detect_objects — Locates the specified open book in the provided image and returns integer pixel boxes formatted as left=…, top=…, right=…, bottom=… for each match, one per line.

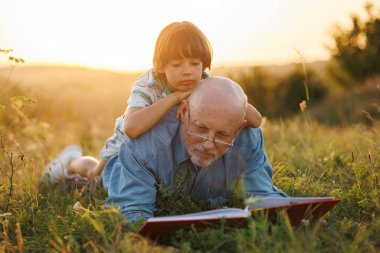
left=139, top=197, right=341, bottom=238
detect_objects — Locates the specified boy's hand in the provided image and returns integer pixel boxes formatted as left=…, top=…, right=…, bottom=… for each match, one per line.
left=245, top=103, right=263, bottom=128
left=174, top=89, right=194, bottom=118
left=176, top=106, right=182, bottom=118
left=175, top=89, right=194, bottom=103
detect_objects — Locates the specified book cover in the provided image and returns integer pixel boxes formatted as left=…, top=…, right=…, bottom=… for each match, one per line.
left=139, top=197, right=341, bottom=239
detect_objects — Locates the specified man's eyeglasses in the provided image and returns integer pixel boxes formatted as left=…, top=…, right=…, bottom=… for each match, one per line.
left=186, top=105, right=236, bottom=148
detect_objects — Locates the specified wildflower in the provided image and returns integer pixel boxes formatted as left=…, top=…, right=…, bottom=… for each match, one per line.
left=301, top=219, right=310, bottom=227
left=73, top=201, right=82, bottom=211
left=299, top=100, right=307, bottom=112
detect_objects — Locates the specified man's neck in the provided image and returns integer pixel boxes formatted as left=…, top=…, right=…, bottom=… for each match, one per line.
left=194, top=164, right=202, bottom=171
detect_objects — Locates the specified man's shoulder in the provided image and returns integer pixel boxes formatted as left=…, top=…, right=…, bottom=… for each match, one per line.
left=126, top=106, right=180, bottom=155
left=150, top=106, right=180, bottom=139
left=233, top=127, right=263, bottom=149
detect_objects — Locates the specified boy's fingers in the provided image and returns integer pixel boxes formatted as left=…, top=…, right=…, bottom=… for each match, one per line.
left=176, top=99, right=188, bottom=118
left=181, top=88, right=195, bottom=99
left=176, top=106, right=181, bottom=118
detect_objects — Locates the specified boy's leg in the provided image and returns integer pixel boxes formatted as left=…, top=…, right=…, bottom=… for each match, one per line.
left=86, top=159, right=108, bottom=180
left=68, top=156, right=99, bottom=180
left=43, top=145, right=83, bottom=184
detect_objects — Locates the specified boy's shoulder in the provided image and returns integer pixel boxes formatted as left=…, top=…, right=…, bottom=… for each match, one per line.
left=133, top=69, right=160, bottom=89
left=134, top=69, right=156, bottom=86
left=130, top=68, right=169, bottom=98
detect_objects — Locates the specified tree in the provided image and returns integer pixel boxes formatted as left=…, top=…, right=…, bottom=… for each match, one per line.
left=329, top=2, right=380, bottom=86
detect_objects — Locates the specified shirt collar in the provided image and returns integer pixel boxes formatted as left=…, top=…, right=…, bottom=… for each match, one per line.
left=157, top=78, right=171, bottom=96
left=162, top=84, right=170, bottom=96
left=175, top=124, right=190, bottom=164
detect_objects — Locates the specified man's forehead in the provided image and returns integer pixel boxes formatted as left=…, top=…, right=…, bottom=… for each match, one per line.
left=189, top=105, right=240, bottom=133
left=189, top=83, right=245, bottom=113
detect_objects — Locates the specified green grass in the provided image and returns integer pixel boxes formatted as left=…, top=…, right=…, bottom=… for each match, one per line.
left=1, top=75, right=379, bottom=252
left=2, top=119, right=379, bottom=252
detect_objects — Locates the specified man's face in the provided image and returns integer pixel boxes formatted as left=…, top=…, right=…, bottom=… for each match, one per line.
left=182, top=103, right=242, bottom=169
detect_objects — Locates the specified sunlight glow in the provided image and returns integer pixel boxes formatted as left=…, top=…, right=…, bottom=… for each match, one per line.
left=0, top=0, right=374, bottom=71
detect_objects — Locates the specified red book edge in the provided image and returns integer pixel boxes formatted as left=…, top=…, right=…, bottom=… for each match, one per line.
left=139, top=198, right=341, bottom=239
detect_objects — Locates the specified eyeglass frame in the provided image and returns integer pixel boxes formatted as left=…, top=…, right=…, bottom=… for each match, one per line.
left=185, top=103, right=237, bottom=148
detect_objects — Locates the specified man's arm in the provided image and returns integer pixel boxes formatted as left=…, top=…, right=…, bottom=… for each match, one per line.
left=105, top=141, right=157, bottom=222
left=241, top=128, right=288, bottom=198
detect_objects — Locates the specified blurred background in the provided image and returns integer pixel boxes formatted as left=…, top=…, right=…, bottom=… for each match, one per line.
left=0, top=0, right=379, bottom=155
left=1, top=0, right=377, bottom=70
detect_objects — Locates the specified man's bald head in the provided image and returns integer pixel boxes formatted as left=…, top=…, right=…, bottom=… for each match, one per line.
left=180, top=76, right=248, bottom=169
left=188, top=76, right=247, bottom=126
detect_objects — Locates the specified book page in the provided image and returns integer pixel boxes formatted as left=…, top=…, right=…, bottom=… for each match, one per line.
left=147, top=208, right=250, bottom=222
left=246, top=196, right=337, bottom=209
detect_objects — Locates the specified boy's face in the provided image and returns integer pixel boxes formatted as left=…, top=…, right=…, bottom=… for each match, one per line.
left=160, top=58, right=203, bottom=92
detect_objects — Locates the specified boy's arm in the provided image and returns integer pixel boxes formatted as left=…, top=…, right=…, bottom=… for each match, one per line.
left=124, top=90, right=192, bottom=138
left=246, top=103, right=263, bottom=128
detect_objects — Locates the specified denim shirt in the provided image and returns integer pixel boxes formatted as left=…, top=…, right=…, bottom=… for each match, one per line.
left=102, top=106, right=288, bottom=222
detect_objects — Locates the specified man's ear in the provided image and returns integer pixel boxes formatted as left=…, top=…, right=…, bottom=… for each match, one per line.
left=178, top=100, right=188, bottom=121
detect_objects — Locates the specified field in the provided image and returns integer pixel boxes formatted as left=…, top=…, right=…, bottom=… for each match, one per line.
left=0, top=65, right=379, bottom=252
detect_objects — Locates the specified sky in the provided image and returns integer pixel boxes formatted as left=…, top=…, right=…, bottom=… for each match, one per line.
left=0, top=0, right=375, bottom=72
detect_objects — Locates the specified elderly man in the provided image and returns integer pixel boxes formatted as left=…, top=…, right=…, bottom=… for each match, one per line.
left=102, top=76, right=287, bottom=221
